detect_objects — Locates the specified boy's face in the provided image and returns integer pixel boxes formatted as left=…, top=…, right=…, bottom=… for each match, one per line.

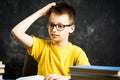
left=48, top=13, right=75, bottom=42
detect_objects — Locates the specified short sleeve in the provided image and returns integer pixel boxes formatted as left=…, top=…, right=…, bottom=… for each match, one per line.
left=27, top=36, right=45, bottom=62
left=73, top=46, right=90, bottom=66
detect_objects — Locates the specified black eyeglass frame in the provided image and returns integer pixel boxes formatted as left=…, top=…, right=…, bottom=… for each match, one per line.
left=48, top=23, right=73, bottom=31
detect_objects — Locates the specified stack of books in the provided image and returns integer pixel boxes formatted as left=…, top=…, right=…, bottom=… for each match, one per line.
left=69, top=65, right=120, bottom=80
left=0, top=61, right=5, bottom=79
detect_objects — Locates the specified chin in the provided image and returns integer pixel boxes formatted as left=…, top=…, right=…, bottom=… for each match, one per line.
left=52, top=39, right=59, bottom=41
left=51, top=38, right=60, bottom=42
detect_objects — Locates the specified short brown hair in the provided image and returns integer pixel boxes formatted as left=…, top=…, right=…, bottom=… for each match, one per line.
left=47, top=3, right=76, bottom=24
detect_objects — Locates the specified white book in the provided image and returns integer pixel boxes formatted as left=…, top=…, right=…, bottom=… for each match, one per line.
left=0, top=69, right=5, bottom=74
left=0, top=75, right=3, bottom=79
left=16, top=75, right=44, bottom=80
left=0, top=61, right=2, bottom=64
left=0, top=64, right=5, bottom=69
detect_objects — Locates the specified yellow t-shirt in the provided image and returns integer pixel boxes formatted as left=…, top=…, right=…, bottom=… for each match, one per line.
left=28, top=36, right=90, bottom=76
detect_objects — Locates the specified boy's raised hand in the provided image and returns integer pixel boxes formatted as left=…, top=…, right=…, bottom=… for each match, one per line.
left=11, top=2, right=56, bottom=48
left=41, top=2, right=56, bottom=16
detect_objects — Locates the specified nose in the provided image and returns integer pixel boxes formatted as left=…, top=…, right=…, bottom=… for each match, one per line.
left=52, top=26, right=57, bottom=31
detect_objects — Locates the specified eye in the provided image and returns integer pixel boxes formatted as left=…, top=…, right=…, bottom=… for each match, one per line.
left=58, top=24, right=64, bottom=28
left=50, top=24, right=55, bottom=27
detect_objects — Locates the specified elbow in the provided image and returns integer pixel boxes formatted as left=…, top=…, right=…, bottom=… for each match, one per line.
left=11, top=28, right=19, bottom=38
left=11, top=28, right=16, bottom=37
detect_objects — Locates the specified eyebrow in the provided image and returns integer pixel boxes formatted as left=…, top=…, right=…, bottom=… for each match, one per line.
left=48, top=22, right=64, bottom=25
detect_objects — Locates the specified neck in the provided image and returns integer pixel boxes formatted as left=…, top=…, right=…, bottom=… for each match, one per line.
left=52, top=41, right=68, bottom=47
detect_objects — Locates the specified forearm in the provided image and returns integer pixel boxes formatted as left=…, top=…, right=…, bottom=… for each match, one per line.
left=11, top=9, right=44, bottom=47
left=11, top=2, right=56, bottom=47
left=11, top=9, right=44, bottom=34
left=11, top=2, right=56, bottom=34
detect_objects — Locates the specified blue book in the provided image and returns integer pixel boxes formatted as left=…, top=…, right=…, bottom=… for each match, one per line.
left=69, top=65, right=120, bottom=77
left=70, top=73, right=120, bottom=80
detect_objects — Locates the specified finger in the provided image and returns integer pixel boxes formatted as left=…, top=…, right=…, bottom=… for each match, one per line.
left=45, top=2, right=56, bottom=11
left=41, top=2, right=56, bottom=16
left=44, top=74, right=59, bottom=80
left=48, top=2, right=56, bottom=7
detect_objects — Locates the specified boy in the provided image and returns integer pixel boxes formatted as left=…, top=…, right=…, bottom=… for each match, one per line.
left=11, top=2, right=90, bottom=80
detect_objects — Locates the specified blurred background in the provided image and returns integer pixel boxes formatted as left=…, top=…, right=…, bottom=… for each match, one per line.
left=0, top=0, right=120, bottom=79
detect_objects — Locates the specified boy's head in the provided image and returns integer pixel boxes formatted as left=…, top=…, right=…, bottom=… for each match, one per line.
left=47, top=3, right=76, bottom=24
left=47, top=3, right=75, bottom=42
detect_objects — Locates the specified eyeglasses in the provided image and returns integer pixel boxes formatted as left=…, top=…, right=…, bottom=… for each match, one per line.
left=48, top=23, right=73, bottom=31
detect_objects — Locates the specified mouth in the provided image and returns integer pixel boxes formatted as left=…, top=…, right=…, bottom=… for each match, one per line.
left=51, top=34, right=59, bottom=38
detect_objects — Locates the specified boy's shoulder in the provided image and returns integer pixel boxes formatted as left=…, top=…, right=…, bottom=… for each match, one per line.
left=70, top=43, right=83, bottom=51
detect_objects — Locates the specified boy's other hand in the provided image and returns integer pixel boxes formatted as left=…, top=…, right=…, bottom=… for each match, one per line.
left=44, top=74, right=70, bottom=80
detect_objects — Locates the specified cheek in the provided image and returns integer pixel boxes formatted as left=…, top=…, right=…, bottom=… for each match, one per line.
left=60, top=30, right=69, bottom=37
left=64, top=28, right=72, bottom=34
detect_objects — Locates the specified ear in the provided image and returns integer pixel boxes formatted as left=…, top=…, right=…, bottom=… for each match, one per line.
left=69, top=25, right=75, bottom=33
